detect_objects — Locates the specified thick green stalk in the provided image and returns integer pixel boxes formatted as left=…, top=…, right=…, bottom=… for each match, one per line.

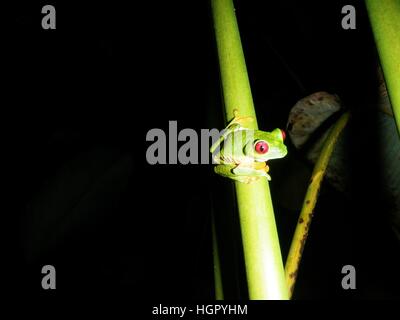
left=365, top=0, right=400, bottom=133
left=211, top=0, right=288, bottom=299
left=212, top=214, right=224, bottom=300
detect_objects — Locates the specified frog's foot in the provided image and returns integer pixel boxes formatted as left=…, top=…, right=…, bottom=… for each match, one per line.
left=236, top=176, right=261, bottom=184
left=251, top=162, right=271, bottom=180
left=214, top=164, right=263, bottom=183
left=232, top=162, right=272, bottom=182
left=227, top=109, right=255, bottom=128
left=253, top=161, right=269, bottom=172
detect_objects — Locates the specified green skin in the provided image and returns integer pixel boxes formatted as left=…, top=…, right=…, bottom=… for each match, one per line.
left=210, top=113, right=287, bottom=183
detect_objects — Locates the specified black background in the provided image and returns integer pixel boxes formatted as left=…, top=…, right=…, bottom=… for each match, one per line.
left=5, top=0, right=400, bottom=305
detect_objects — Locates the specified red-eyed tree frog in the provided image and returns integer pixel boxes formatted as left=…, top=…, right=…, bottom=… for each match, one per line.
left=210, top=110, right=287, bottom=183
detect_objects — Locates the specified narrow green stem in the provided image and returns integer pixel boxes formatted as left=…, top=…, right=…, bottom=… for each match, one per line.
left=285, top=112, right=350, bottom=298
left=211, top=0, right=288, bottom=299
left=365, top=0, right=400, bottom=133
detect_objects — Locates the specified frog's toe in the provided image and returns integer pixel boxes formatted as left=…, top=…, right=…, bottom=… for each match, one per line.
left=262, top=171, right=272, bottom=181
left=236, top=176, right=259, bottom=184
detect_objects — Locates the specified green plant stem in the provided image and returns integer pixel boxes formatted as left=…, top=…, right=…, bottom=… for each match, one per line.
left=212, top=214, right=224, bottom=300
left=211, top=0, right=288, bottom=299
left=365, top=0, right=400, bottom=134
left=285, top=112, right=350, bottom=298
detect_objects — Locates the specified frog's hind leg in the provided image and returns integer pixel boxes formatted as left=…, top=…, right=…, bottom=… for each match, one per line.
left=210, top=116, right=248, bottom=155
left=210, top=109, right=255, bottom=155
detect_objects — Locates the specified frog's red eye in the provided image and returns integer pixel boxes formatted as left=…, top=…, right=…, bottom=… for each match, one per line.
left=281, top=129, right=286, bottom=141
left=255, top=141, right=269, bottom=154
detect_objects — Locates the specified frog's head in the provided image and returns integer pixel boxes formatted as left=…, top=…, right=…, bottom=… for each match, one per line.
left=244, top=128, right=287, bottom=162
